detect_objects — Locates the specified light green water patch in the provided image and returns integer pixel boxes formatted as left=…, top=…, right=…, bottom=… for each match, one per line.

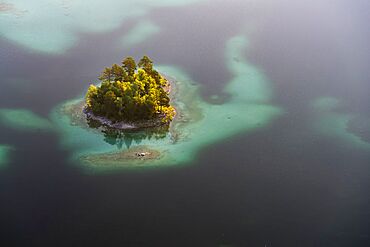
left=311, top=97, right=341, bottom=112
left=225, top=36, right=273, bottom=103
left=347, top=115, right=370, bottom=143
left=0, top=109, right=53, bottom=131
left=311, top=97, right=370, bottom=150
left=0, top=0, right=207, bottom=54
left=120, top=20, right=161, bottom=47
left=0, top=145, right=12, bottom=169
left=50, top=34, right=282, bottom=173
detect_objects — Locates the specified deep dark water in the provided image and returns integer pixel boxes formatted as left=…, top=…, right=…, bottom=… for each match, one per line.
left=1, top=0, right=370, bottom=246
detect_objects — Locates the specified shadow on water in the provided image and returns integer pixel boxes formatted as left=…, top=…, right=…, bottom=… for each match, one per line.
left=86, top=117, right=169, bottom=149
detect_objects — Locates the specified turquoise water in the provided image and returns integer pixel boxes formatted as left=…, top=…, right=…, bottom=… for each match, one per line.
left=51, top=34, right=282, bottom=172
left=120, top=20, right=161, bottom=47
left=1, top=0, right=370, bottom=245
left=0, top=109, right=53, bottom=131
left=0, top=0, right=207, bottom=54
left=311, top=97, right=370, bottom=150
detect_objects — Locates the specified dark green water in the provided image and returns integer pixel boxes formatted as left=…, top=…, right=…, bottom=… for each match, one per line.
left=0, top=0, right=369, bottom=246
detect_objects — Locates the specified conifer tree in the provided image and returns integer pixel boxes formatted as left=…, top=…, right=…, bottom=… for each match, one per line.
left=85, top=56, right=175, bottom=124
left=122, top=57, right=136, bottom=78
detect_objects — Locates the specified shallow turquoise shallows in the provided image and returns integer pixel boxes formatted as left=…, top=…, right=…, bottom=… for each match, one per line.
left=120, top=20, right=161, bottom=47
left=311, top=97, right=370, bottom=150
left=0, top=0, right=208, bottom=54
left=0, top=109, right=53, bottom=131
left=50, top=34, right=283, bottom=173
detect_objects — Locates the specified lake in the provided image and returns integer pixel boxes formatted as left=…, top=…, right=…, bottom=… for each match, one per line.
left=0, top=0, right=369, bottom=246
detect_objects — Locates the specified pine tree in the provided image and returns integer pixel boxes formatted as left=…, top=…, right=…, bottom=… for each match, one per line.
left=122, top=57, right=137, bottom=78
left=85, top=56, right=175, bottom=124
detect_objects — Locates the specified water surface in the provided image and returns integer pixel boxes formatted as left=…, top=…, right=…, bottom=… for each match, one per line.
left=0, top=0, right=369, bottom=246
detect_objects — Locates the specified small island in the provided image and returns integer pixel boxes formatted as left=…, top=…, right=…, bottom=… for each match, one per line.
left=52, top=35, right=283, bottom=171
left=85, top=56, right=175, bottom=130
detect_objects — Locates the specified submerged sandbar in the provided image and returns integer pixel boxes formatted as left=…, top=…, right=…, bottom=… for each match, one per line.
left=80, top=146, right=161, bottom=168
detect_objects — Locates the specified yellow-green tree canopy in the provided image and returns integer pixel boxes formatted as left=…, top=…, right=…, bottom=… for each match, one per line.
left=85, top=56, right=175, bottom=124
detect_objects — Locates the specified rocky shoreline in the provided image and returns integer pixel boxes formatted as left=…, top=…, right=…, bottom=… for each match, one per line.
left=83, top=107, right=167, bottom=130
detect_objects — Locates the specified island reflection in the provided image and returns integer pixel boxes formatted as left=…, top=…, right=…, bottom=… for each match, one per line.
left=87, top=117, right=169, bottom=149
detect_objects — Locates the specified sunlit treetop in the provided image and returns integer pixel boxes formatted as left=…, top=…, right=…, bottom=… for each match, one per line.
left=85, top=56, right=175, bottom=124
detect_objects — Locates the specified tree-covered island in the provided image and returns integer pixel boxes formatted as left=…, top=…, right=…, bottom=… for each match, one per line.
left=85, top=56, right=175, bottom=129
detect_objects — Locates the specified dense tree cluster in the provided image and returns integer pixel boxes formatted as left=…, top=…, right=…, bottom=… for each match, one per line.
left=85, top=56, right=175, bottom=124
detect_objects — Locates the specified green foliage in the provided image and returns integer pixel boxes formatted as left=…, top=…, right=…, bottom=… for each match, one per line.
left=138, top=55, right=153, bottom=73
left=122, top=57, right=137, bottom=78
left=98, top=67, right=113, bottom=82
left=86, top=56, right=175, bottom=124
